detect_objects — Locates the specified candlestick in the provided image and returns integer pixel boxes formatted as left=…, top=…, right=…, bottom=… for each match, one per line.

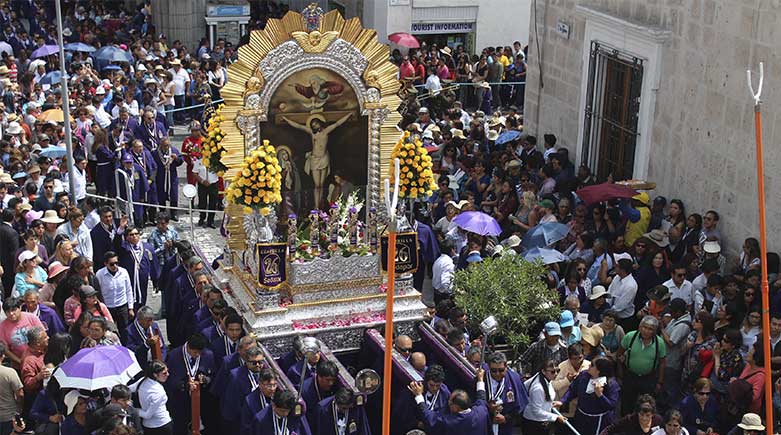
left=329, top=204, right=339, bottom=252
left=368, top=207, right=377, bottom=254
left=348, top=207, right=358, bottom=251
left=309, top=210, right=320, bottom=256
left=287, top=214, right=297, bottom=259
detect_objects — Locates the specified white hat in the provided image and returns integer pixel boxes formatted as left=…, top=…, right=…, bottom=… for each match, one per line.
left=737, top=414, right=765, bottom=432
left=703, top=240, right=721, bottom=254
left=17, top=250, right=37, bottom=263
left=446, top=200, right=464, bottom=210
left=136, top=63, right=148, bottom=71
left=503, top=235, right=521, bottom=248
left=95, top=86, right=106, bottom=95
left=422, top=130, right=434, bottom=140
left=486, top=130, right=499, bottom=141
left=6, top=122, right=22, bottom=135
left=589, top=285, right=608, bottom=300
left=613, top=252, right=632, bottom=262
left=63, top=390, right=87, bottom=415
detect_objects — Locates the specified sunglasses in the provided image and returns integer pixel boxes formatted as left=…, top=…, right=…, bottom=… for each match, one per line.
left=745, top=292, right=755, bottom=297
left=489, top=368, right=505, bottom=373
left=696, top=391, right=711, bottom=396
left=397, top=347, right=412, bottom=353
left=247, top=360, right=263, bottom=366
left=108, top=262, right=118, bottom=266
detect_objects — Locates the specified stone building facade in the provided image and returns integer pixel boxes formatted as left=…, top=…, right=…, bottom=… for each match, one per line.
left=524, top=0, right=781, bottom=256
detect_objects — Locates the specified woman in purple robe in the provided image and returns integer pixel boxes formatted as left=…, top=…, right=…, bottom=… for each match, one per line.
left=561, top=357, right=620, bottom=435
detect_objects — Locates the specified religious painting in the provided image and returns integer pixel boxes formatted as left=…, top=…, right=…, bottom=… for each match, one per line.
left=263, top=68, right=367, bottom=217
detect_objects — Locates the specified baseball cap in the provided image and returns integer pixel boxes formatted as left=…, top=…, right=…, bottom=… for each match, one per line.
left=544, top=322, right=562, bottom=337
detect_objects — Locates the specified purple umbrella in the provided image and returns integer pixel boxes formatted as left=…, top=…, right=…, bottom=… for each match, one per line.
left=53, top=345, right=141, bottom=390
left=32, top=44, right=59, bottom=59
left=452, top=211, right=502, bottom=236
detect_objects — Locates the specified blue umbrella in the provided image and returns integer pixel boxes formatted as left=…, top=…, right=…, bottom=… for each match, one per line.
left=495, top=130, right=522, bottom=145
left=524, top=247, right=567, bottom=265
left=522, top=222, right=570, bottom=249
left=452, top=211, right=502, bottom=236
left=92, top=46, right=133, bottom=63
left=39, top=71, right=63, bottom=85
left=31, top=44, right=59, bottom=59
left=64, top=42, right=96, bottom=53
left=39, top=146, right=67, bottom=159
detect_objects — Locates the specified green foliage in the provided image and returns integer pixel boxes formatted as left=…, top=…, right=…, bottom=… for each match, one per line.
left=453, top=255, right=560, bottom=355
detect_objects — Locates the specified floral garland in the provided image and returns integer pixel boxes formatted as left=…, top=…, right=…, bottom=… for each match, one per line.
left=225, top=139, right=282, bottom=211
left=389, top=131, right=437, bottom=199
left=201, top=104, right=228, bottom=176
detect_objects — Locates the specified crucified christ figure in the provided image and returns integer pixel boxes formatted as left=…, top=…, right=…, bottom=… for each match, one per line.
left=281, top=112, right=353, bottom=210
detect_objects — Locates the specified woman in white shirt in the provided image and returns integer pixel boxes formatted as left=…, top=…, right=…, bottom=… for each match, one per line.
left=522, top=359, right=566, bottom=433
left=134, top=360, right=172, bottom=435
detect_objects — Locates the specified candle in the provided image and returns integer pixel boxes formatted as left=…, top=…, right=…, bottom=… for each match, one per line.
left=287, top=214, right=297, bottom=259
left=348, top=207, right=358, bottom=251
left=329, top=204, right=339, bottom=251
left=309, top=210, right=320, bottom=256
left=368, top=207, right=377, bottom=254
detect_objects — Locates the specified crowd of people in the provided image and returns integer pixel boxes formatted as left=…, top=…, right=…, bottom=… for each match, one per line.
left=382, top=41, right=781, bottom=434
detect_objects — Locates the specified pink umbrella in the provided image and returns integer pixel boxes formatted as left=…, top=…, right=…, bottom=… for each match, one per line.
left=388, top=32, right=420, bottom=49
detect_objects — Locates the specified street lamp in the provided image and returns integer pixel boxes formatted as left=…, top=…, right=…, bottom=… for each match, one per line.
left=182, top=184, right=198, bottom=242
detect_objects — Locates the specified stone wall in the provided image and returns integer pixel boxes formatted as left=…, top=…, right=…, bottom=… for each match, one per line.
left=525, top=0, right=781, bottom=257
left=153, top=0, right=208, bottom=50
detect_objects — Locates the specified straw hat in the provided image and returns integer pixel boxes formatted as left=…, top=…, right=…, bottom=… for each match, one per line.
left=589, top=285, right=608, bottom=300
left=643, top=229, right=670, bottom=248
left=580, top=325, right=604, bottom=348
left=737, top=414, right=765, bottom=432
left=451, top=129, right=466, bottom=140
left=41, top=210, right=65, bottom=224
left=486, top=130, right=499, bottom=141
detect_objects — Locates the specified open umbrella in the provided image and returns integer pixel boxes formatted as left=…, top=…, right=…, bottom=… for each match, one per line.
left=39, top=146, right=67, bottom=159
left=39, top=71, right=63, bottom=85
left=524, top=247, right=567, bottom=265
left=522, top=222, right=570, bottom=249
left=388, top=32, right=420, bottom=48
left=32, top=44, right=59, bottom=59
left=0, top=41, right=12, bottom=56
left=93, top=46, right=133, bottom=63
left=54, top=345, right=141, bottom=391
left=575, top=182, right=638, bottom=206
left=64, top=42, right=95, bottom=53
left=452, top=211, right=502, bottom=236
left=495, top=130, right=522, bottom=145
left=38, top=108, right=72, bottom=123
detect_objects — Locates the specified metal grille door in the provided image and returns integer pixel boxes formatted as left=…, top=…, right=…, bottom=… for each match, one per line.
left=582, top=42, right=644, bottom=181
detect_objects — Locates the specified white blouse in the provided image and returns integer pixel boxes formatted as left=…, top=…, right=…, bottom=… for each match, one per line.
left=523, top=373, right=558, bottom=422
left=136, top=378, right=171, bottom=428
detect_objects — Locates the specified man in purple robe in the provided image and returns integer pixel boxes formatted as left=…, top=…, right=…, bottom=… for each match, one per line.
left=392, top=364, right=450, bottom=435
left=219, top=346, right=266, bottom=432
left=301, top=360, right=338, bottom=433
left=240, top=368, right=277, bottom=433
left=126, top=306, right=167, bottom=370
left=408, top=368, right=489, bottom=435
left=316, top=389, right=371, bottom=435
left=484, top=351, right=527, bottom=435
left=164, top=334, right=216, bottom=435
left=251, top=389, right=312, bottom=435
left=21, top=290, right=64, bottom=334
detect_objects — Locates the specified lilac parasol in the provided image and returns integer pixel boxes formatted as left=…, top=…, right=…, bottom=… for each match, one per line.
left=32, top=44, right=59, bottom=59
left=452, top=211, right=502, bottom=236
left=53, top=345, right=141, bottom=391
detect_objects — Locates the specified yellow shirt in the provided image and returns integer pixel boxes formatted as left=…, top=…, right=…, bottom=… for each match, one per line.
left=625, top=206, right=651, bottom=247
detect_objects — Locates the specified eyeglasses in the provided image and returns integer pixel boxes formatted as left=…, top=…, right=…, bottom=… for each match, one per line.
left=397, top=347, right=412, bottom=353
left=745, top=292, right=755, bottom=297
left=108, top=262, right=118, bottom=266
left=489, top=368, right=505, bottom=373
left=44, top=185, right=53, bottom=189
left=247, top=360, right=263, bottom=366
left=696, top=391, right=711, bottom=396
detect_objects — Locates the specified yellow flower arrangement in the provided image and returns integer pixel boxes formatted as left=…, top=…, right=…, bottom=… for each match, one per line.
left=389, top=131, right=437, bottom=199
left=201, top=104, right=228, bottom=176
left=225, top=139, right=283, bottom=210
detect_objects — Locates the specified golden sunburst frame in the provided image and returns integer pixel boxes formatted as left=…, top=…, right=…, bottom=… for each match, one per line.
left=217, top=4, right=402, bottom=251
